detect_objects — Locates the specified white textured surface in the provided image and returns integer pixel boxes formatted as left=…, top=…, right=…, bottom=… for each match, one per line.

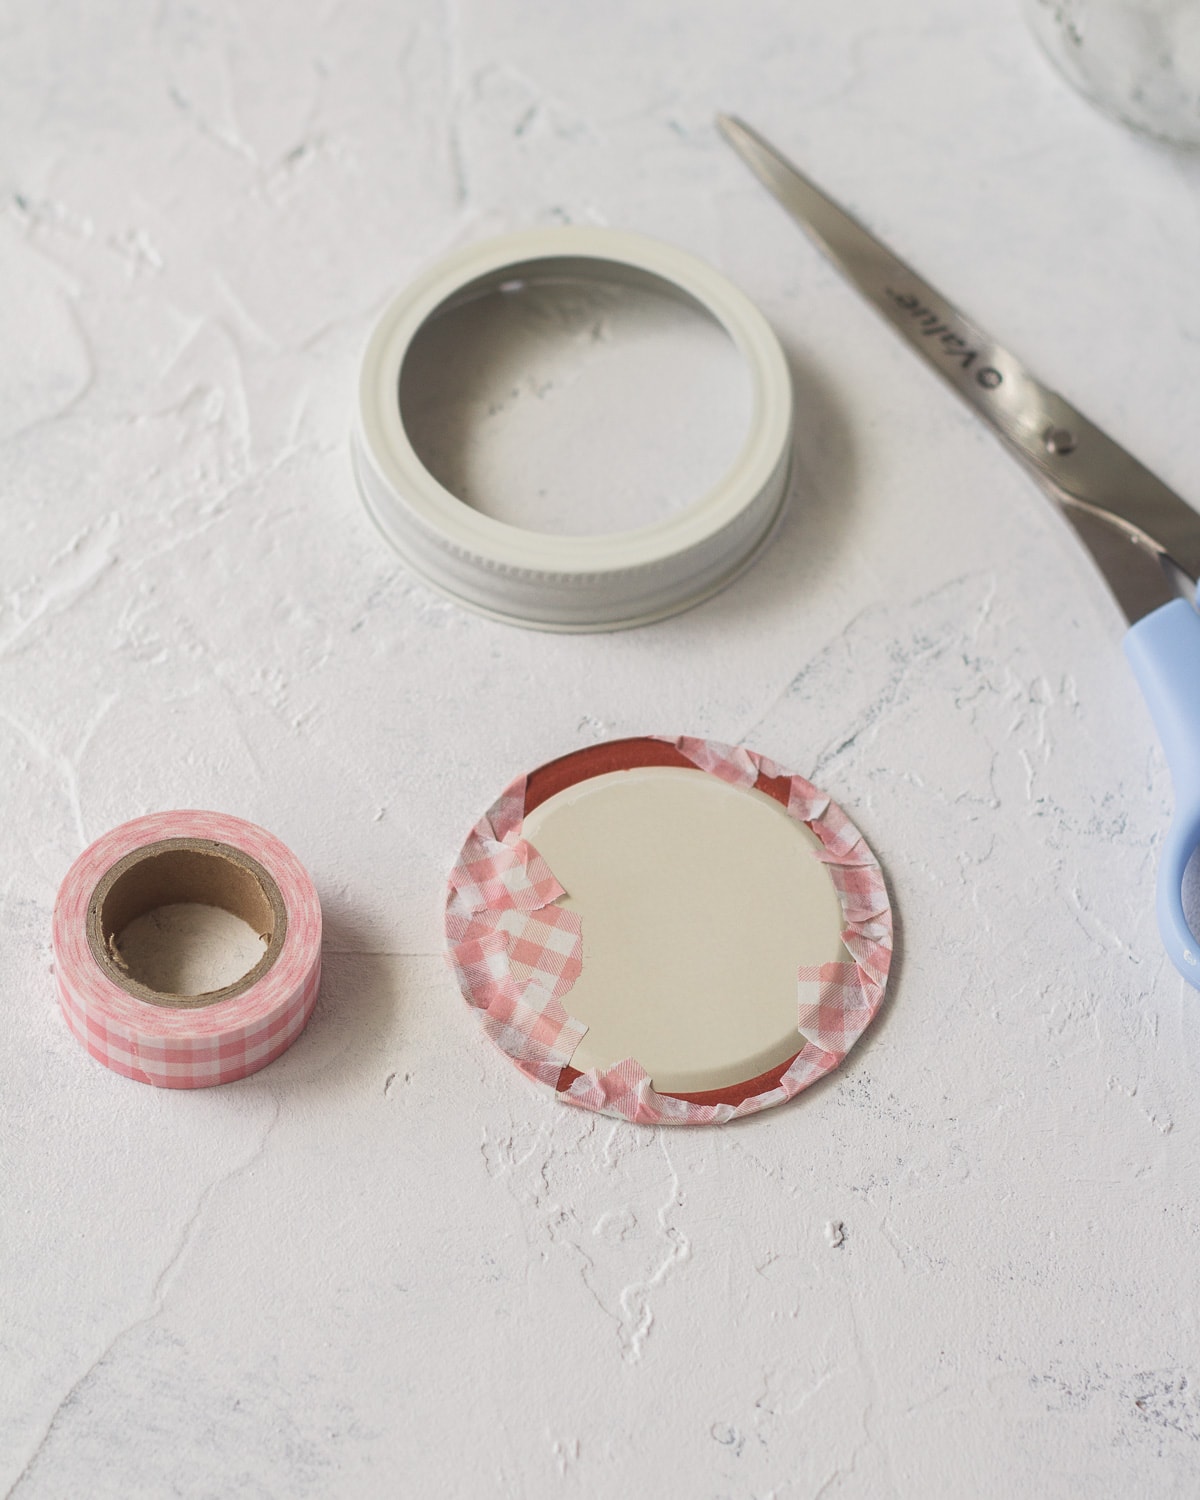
left=3, top=2, right=1200, bottom=1495
left=400, top=275, right=752, bottom=534
left=116, top=902, right=267, bottom=996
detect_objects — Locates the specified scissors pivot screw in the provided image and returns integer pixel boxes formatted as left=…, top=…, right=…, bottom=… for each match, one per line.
left=1044, top=426, right=1076, bottom=455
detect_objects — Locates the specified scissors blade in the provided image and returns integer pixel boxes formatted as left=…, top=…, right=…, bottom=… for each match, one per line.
left=717, top=113, right=1200, bottom=621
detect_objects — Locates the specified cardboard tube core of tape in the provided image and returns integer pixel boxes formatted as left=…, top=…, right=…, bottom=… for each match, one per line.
left=86, top=838, right=288, bottom=1009
left=353, top=227, right=794, bottom=631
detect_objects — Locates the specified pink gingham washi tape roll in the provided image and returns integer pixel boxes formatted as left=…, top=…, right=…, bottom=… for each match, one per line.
left=52, top=811, right=322, bottom=1088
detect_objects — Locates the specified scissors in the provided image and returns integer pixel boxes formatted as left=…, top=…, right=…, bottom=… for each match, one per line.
left=719, top=114, right=1200, bottom=988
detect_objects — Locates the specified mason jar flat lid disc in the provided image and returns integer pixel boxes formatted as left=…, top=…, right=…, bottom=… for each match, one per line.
left=445, top=736, right=894, bottom=1125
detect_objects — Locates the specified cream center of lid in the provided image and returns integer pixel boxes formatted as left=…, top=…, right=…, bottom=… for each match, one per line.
left=520, top=765, right=847, bottom=1093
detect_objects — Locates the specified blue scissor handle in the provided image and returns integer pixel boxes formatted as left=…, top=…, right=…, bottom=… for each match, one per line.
left=1124, top=596, right=1200, bottom=985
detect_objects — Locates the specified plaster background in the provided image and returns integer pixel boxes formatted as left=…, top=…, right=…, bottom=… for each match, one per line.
left=2, top=1, right=1200, bottom=1495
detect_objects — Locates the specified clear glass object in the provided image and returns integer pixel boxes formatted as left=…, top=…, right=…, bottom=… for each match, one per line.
left=1024, top=0, right=1200, bottom=146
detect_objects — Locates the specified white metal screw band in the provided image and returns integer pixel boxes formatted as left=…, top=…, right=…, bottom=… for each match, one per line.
left=353, top=227, right=794, bottom=631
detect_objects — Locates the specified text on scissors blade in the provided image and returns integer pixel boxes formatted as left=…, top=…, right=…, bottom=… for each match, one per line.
left=886, top=287, right=1002, bottom=389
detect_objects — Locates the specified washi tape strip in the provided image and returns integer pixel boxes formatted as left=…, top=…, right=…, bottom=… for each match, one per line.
left=354, top=227, right=794, bottom=631
left=446, top=736, right=893, bottom=1125
left=52, top=811, right=322, bottom=1088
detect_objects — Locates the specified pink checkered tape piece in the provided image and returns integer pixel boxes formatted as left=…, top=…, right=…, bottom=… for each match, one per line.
left=446, top=777, right=587, bottom=1089
left=667, top=736, right=760, bottom=788
left=446, top=738, right=893, bottom=1125
left=559, top=1046, right=840, bottom=1127
left=52, top=811, right=322, bottom=1089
